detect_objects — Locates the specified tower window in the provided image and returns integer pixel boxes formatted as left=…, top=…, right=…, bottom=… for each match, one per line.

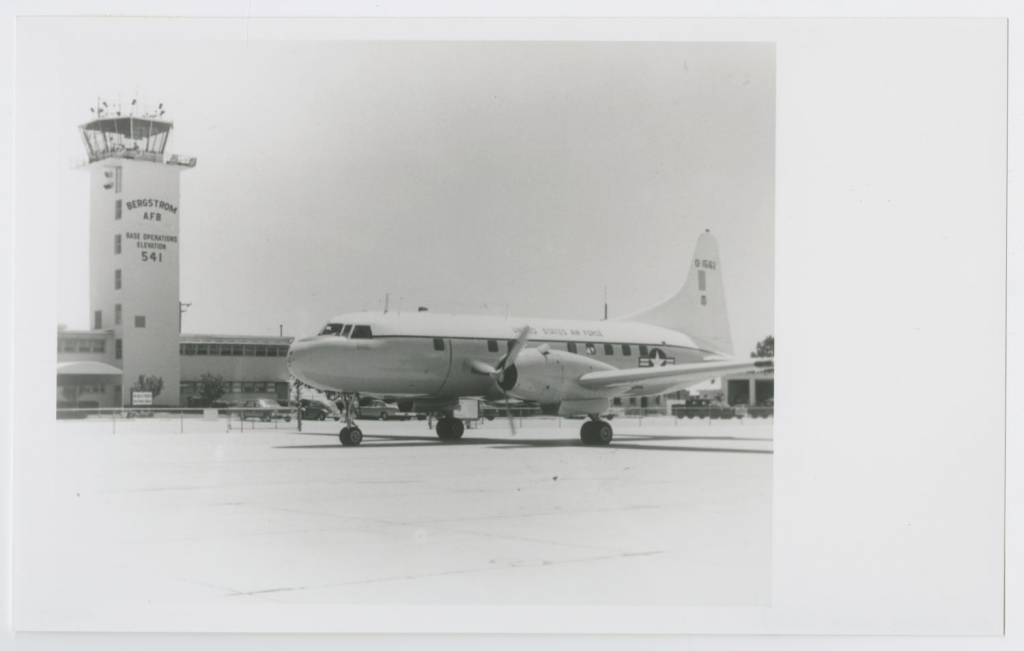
left=114, top=234, right=121, bottom=254
left=93, top=310, right=102, bottom=329
left=115, top=167, right=122, bottom=193
left=114, top=269, right=121, bottom=290
left=115, top=339, right=122, bottom=360
left=115, top=199, right=122, bottom=220
left=433, top=338, right=445, bottom=351
left=135, top=316, right=146, bottom=328
left=115, top=304, right=122, bottom=325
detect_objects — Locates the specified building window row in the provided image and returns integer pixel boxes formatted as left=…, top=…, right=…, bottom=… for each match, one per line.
left=135, top=315, right=146, bottom=328
left=180, top=381, right=288, bottom=395
left=115, top=198, right=122, bottom=220
left=114, top=233, right=121, bottom=254
left=115, top=338, right=122, bottom=360
left=180, top=343, right=290, bottom=357
left=76, top=385, right=107, bottom=394
left=115, top=304, right=122, bottom=325
left=58, top=339, right=106, bottom=353
left=115, top=269, right=121, bottom=290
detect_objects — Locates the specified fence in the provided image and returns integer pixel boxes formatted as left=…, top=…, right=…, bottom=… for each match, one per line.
left=55, top=406, right=300, bottom=434
left=55, top=405, right=771, bottom=435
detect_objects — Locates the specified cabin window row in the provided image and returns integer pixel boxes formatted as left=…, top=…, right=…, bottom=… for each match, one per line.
left=180, top=343, right=290, bottom=357
left=464, top=339, right=650, bottom=357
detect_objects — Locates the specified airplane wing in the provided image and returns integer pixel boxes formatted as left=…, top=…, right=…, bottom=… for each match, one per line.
left=578, top=357, right=773, bottom=390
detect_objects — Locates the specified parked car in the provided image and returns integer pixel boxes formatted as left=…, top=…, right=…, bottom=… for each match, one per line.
left=747, top=398, right=774, bottom=419
left=671, top=398, right=736, bottom=420
left=355, top=399, right=400, bottom=421
left=240, top=398, right=292, bottom=422
left=298, top=399, right=339, bottom=421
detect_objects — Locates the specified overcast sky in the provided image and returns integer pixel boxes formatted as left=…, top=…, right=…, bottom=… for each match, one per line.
left=57, top=40, right=774, bottom=356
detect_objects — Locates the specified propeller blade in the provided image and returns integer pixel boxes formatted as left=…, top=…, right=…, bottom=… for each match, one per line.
left=503, top=327, right=531, bottom=370
left=500, top=387, right=517, bottom=436
left=469, top=360, right=499, bottom=376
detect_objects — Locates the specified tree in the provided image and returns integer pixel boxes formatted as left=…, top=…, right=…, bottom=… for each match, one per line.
left=196, top=373, right=228, bottom=407
left=751, top=335, right=774, bottom=358
left=131, top=374, right=164, bottom=397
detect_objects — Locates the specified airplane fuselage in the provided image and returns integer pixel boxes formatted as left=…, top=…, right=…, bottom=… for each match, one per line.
left=287, top=310, right=721, bottom=401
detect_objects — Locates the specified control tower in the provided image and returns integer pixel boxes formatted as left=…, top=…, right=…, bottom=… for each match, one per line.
left=78, top=102, right=197, bottom=407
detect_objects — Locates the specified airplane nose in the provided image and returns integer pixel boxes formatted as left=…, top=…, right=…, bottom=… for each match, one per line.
left=287, top=336, right=322, bottom=383
left=287, top=335, right=357, bottom=391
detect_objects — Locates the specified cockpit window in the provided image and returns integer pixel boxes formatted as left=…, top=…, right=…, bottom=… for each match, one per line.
left=341, top=324, right=353, bottom=337
left=319, top=323, right=344, bottom=336
left=350, top=325, right=373, bottom=339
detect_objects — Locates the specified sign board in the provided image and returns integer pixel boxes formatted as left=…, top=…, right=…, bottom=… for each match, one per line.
left=132, top=391, right=153, bottom=406
left=453, top=398, right=479, bottom=420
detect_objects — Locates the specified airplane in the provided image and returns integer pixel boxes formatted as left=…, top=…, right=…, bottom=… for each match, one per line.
left=287, top=231, right=773, bottom=446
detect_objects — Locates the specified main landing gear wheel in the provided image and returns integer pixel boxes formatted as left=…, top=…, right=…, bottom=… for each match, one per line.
left=435, top=417, right=465, bottom=441
left=580, top=420, right=613, bottom=445
left=339, top=426, right=363, bottom=446
left=379, top=412, right=389, bottom=421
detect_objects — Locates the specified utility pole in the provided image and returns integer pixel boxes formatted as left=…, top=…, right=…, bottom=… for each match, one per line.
left=179, top=301, right=191, bottom=333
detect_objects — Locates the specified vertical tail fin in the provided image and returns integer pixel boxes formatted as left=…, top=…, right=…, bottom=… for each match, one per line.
left=619, top=231, right=733, bottom=356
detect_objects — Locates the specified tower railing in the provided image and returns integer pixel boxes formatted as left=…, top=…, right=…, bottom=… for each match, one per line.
left=72, top=149, right=197, bottom=168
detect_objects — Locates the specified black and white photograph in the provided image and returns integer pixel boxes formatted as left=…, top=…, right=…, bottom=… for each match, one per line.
left=6, top=7, right=1012, bottom=645
left=50, top=37, right=775, bottom=610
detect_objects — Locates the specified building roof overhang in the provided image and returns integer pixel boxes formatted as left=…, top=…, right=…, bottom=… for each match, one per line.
left=57, top=361, right=123, bottom=377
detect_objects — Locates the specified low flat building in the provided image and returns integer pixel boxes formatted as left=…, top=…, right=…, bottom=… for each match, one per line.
left=56, top=329, right=293, bottom=407
left=179, top=334, right=293, bottom=404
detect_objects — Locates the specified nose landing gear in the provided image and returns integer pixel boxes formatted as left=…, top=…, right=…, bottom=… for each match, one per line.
left=337, top=393, right=363, bottom=446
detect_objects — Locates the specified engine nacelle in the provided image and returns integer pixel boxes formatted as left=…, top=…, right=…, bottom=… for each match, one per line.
left=499, top=347, right=618, bottom=404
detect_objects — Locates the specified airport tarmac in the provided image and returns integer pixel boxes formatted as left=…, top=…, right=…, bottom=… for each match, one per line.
left=51, top=417, right=773, bottom=609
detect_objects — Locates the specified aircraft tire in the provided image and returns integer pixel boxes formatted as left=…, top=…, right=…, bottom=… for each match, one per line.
left=339, top=426, right=363, bottom=446
left=580, top=421, right=596, bottom=444
left=436, top=418, right=464, bottom=441
left=593, top=421, right=613, bottom=445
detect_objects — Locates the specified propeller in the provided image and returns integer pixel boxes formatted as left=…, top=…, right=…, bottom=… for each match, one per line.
left=469, top=327, right=532, bottom=435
